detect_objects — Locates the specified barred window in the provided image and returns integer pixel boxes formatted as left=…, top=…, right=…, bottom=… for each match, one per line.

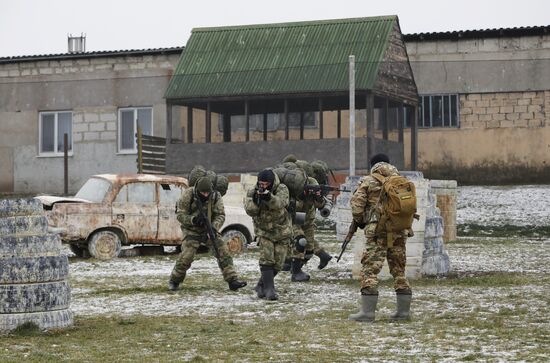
left=418, top=95, right=459, bottom=127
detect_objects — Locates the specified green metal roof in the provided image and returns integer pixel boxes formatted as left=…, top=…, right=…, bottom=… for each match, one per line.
left=165, top=16, right=397, bottom=100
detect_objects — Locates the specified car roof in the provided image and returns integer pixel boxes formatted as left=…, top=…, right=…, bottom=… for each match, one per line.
left=93, top=173, right=189, bottom=186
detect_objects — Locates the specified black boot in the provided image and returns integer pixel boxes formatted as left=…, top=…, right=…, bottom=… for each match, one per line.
left=390, top=289, right=412, bottom=321
left=228, top=279, right=247, bottom=291
left=316, top=250, right=333, bottom=270
left=281, top=258, right=291, bottom=272
left=260, top=265, right=278, bottom=300
left=291, top=258, right=310, bottom=282
left=254, top=278, right=265, bottom=298
left=168, top=280, right=180, bottom=291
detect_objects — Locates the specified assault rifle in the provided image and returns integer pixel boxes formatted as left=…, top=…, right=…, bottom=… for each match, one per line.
left=336, top=220, right=359, bottom=262
left=194, top=194, right=220, bottom=259
left=304, top=184, right=348, bottom=196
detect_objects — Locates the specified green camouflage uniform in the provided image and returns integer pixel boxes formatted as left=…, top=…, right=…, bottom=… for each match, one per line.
left=244, top=173, right=292, bottom=271
left=350, top=162, right=411, bottom=293
left=292, top=177, right=326, bottom=260
left=170, top=187, right=238, bottom=284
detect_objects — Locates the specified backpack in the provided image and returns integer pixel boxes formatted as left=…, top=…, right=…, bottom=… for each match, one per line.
left=372, top=173, right=417, bottom=245
left=273, top=167, right=307, bottom=199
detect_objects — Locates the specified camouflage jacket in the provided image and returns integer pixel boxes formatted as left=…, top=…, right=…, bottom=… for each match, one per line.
left=351, top=162, right=400, bottom=226
left=176, top=187, right=225, bottom=240
left=244, top=172, right=293, bottom=242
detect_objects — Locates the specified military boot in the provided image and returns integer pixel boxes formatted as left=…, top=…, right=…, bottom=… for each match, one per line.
left=260, top=265, right=278, bottom=301
left=291, top=258, right=310, bottom=282
left=254, top=278, right=265, bottom=298
left=281, top=258, right=292, bottom=272
left=316, top=250, right=333, bottom=270
left=390, top=289, right=412, bottom=321
left=168, top=280, right=180, bottom=291
left=228, top=279, right=247, bottom=291
left=348, top=292, right=378, bottom=322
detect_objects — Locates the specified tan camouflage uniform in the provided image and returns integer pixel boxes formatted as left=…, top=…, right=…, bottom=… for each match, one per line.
left=170, top=187, right=238, bottom=284
left=292, top=177, right=326, bottom=260
left=244, top=173, right=292, bottom=271
left=350, top=162, right=411, bottom=293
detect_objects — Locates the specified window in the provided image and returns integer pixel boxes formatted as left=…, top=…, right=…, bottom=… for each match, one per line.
left=118, top=107, right=153, bottom=153
left=159, top=183, right=182, bottom=205
left=114, top=182, right=156, bottom=204
left=418, top=95, right=459, bottom=127
left=75, top=178, right=111, bottom=203
left=226, top=112, right=316, bottom=132
left=39, top=111, right=73, bottom=156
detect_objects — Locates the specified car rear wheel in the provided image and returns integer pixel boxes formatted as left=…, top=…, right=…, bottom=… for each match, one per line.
left=88, top=230, right=122, bottom=260
left=222, top=229, right=248, bottom=255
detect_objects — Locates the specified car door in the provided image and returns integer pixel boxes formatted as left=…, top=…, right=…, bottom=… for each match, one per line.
left=111, top=182, right=158, bottom=243
left=157, top=183, right=184, bottom=243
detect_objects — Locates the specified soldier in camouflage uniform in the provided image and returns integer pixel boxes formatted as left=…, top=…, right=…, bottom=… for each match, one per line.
left=244, top=169, right=292, bottom=301
left=168, top=177, right=247, bottom=291
left=289, top=176, right=332, bottom=282
left=348, top=154, right=412, bottom=322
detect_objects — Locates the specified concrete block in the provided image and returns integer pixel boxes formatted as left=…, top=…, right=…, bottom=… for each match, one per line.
left=113, top=64, right=129, bottom=71
left=406, top=241, right=424, bottom=258
left=95, top=64, right=113, bottom=70
left=83, top=132, right=100, bottom=141
left=514, top=105, right=528, bottom=113
left=478, top=38, right=499, bottom=52
left=0, top=70, right=8, bottom=77
left=84, top=113, right=99, bottom=122
left=130, top=63, right=146, bottom=70
left=9, top=70, right=21, bottom=77
left=422, top=253, right=450, bottom=276
left=73, top=123, right=89, bottom=133
left=100, top=131, right=116, bottom=140
left=505, top=113, right=519, bottom=121
left=76, top=59, right=90, bottom=66
left=106, top=122, right=117, bottom=131
left=100, top=113, right=116, bottom=122
left=436, top=40, right=458, bottom=53
left=89, top=122, right=105, bottom=132
left=425, top=217, right=444, bottom=238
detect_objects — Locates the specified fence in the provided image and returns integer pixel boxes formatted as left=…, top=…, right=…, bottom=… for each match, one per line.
left=136, top=127, right=166, bottom=174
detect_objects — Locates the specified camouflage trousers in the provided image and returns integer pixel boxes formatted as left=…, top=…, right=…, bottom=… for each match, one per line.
left=258, top=236, right=290, bottom=271
left=170, top=235, right=237, bottom=284
left=360, top=235, right=411, bottom=292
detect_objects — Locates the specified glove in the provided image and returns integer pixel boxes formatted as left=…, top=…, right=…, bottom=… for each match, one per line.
left=252, top=191, right=261, bottom=205
left=192, top=215, right=207, bottom=228
left=356, top=221, right=367, bottom=229
left=259, top=191, right=272, bottom=201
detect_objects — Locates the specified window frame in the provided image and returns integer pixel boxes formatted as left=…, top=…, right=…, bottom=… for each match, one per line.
left=38, top=110, right=73, bottom=157
left=418, top=94, right=460, bottom=128
left=117, top=106, right=153, bottom=154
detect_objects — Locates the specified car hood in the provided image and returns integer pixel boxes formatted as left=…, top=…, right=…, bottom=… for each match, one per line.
left=34, top=195, right=92, bottom=207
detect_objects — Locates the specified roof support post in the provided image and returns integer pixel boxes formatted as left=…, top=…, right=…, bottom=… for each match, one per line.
left=187, top=106, right=193, bottom=144
left=366, top=92, right=375, bottom=162
left=383, top=97, right=389, bottom=140
left=166, top=101, right=173, bottom=146
left=411, top=105, right=418, bottom=170
left=398, top=104, right=404, bottom=144
left=300, top=112, right=304, bottom=140
left=284, top=99, right=289, bottom=140
left=222, top=114, right=231, bottom=142
left=337, top=109, right=341, bottom=139
left=205, top=102, right=211, bottom=143
left=245, top=100, right=250, bottom=142
left=263, top=113, right=268, bottom=141
left=318, top=98, right=324, bottom=139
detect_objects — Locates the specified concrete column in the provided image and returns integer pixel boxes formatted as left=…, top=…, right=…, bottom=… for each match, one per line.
left=187, top=106, right=193, bottom=144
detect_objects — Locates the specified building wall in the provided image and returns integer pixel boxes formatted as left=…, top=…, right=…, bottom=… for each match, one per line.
left=0, top=52, right=181, bottom=194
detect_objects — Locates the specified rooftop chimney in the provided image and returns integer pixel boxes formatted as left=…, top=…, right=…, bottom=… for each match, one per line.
left=68, top=33, right=86, bottom=53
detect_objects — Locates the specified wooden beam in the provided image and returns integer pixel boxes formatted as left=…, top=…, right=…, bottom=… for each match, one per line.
left=366, top=93, right=375, bottom=160
left=187, top=106, right=193, bottom=144
left=245, top=100, right=250, bottom=142
left=398, top=104, right=404, bottom=143
left=411, top=105, right=418, bottom=170
left=318, top=98, right=324, bottom=139
left=263, top=113, right=268, bottom=141
left=165, top=101, right=173, bottom=146
left=383, top=97, right=389, bottom=140
left=337, top=109, right=341, bottom=139
left=300, top=112, right=304, bottom=140
left=284, top=99, right=289, bottom=140
left=205, top=102, right=211, bottom=143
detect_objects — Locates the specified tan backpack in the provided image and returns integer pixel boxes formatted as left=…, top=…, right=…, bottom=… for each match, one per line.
left=372, top=173, right=417, bottom=246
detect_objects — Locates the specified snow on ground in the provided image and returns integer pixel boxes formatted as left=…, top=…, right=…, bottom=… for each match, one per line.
left=457, top=185, right=550, bottom=226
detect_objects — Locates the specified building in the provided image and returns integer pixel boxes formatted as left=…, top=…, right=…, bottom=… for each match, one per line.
left=1, top=21, right=549, bottom=194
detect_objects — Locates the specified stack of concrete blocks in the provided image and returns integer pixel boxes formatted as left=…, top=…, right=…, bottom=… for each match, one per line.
left=335, top=172, right=451, bottom=279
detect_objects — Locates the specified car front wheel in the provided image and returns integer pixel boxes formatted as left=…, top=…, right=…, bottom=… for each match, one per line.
left=88, top=230, right=122, bottom=260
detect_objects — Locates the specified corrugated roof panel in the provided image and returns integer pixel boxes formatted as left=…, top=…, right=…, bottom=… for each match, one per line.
left=165, top=16, right=396, bottom=99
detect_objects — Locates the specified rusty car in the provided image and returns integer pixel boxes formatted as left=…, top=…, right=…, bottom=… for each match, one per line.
left=36, top=174, right=254, bottom=259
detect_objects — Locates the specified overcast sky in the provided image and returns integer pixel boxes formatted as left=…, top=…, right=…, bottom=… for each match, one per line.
left=1, top=0, right=548, bottom=57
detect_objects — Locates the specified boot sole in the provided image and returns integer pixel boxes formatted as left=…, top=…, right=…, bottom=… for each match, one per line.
left=348, top=316, right=375, bottom=322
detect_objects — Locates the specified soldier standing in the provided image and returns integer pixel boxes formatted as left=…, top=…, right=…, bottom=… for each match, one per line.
left=244, top=169, right=292, bottom=300
left=168, top=177, right=247, bottom=291
left=289, top=176, right=332, bottom=282
left=348, top=154, right=413, bottom=322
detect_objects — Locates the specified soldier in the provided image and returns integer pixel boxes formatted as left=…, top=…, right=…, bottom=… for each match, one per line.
left=289, top=176, right=332, bottom=282
left=168, top=176, right=247, bottom=291
left=348, top=153, right=413, bottom=322
left=244, top=169, right=292, bottom=301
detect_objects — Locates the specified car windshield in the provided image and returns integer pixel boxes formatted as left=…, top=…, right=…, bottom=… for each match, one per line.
left=75, top=178, right=112, bottom=203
